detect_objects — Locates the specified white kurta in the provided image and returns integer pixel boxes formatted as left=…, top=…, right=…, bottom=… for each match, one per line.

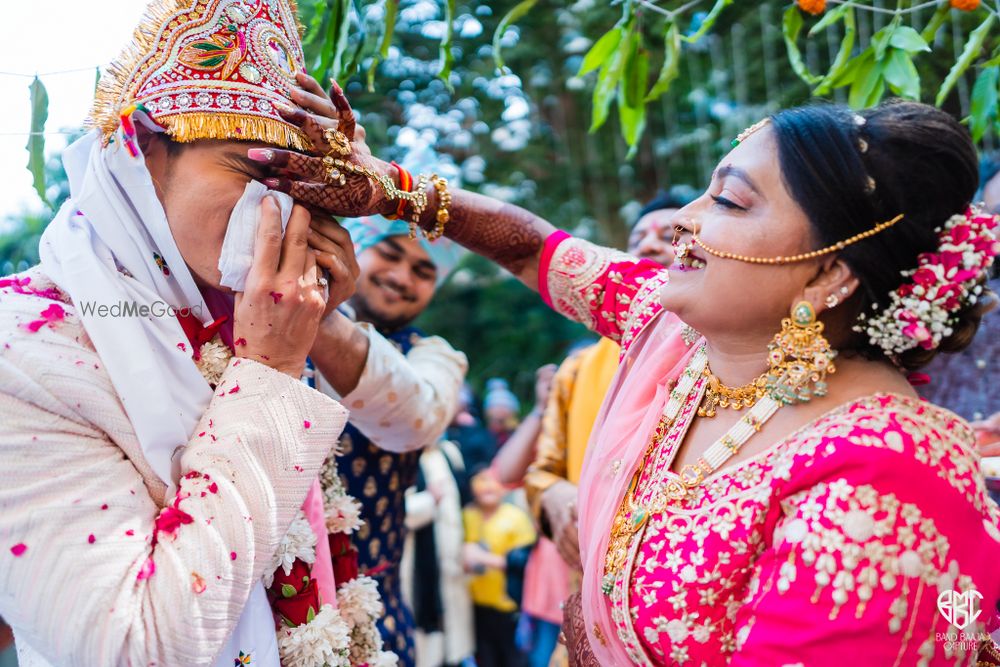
left=0, top=269, right=348, bottom=666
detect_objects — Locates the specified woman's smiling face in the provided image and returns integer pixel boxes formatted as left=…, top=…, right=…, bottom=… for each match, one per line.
left=661, top=127, right=837, bottom=341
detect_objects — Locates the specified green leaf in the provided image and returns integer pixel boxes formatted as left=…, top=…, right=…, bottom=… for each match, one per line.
left=623, top=44, right=648, bottom=109
left=619, top=99, right=646, bottom=158
left=783, top=6, right=821, bottom=85
left=870, top=16, right=901, bottom=61
left=578, top=27, right=623, bottom=76
left=437, top=0, right=456, bottom=91
left=367, top=0, right=398, bottom=92
left=808, top=2, right=850, bottom=36
left=318, top=0, right=351, bottom=84
left=889, top=26, right=931, bottom=54
left=828, top=47, right=869, bottom=89
left=590, top=26, right=634, bottom=133
left=970, top=66, right=999, bottom=141
left=26, top=76, right=49, bottom=208
left=493, top=0, right=537, bottom=73
left=281, top=584, right=297, bottom=598
left=883, top=48, right=921, bottom=99
left=920, top=1, right=950, bottom=44
left=306, top=606, right=316, bottom=624
left=848, top=52, right=882, bottom=108
left=813, top=7, right=855, bottom=96
left=936, top=14, right=996, bottom=107
left=645, top=22, right=681, bottom=102
left=683, top=0, right=732, bottom=44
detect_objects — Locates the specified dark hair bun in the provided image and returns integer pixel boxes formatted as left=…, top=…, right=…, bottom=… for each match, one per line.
left=771, top=101, right=983, bottom=370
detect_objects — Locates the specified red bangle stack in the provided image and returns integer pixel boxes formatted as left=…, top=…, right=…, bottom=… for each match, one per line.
left=385, top=161, right=413, bottom=220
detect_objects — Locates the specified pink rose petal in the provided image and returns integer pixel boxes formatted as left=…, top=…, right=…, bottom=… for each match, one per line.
left=234, top=338, right=247, bottom=347
left=228, top=384, right=240, bottom=395
left=88, top=534, right=96, bottom=544
left=268, top=291, right=283, bottom=304
left=137, top=557, right=156, bottom=581
left=191, top=572, right=207, bottom=594
left=207, top=482, right=219, bottom=495
left=230, top=551, right=237, bottom=561
left=10, top=543, right=27, bottom=557
left=155, top=505, right=194, bottom=541
left=303, top=420, right=311, bottom=429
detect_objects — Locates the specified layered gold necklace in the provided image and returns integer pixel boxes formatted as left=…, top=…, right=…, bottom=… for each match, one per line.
left=601, top=302, right=838, bottom=596
left=697, top=366, right=768, bottom=418
left=602, top=348, right=784, bottom=594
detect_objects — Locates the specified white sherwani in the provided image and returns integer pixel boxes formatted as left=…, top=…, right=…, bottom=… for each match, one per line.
left=0, top=268, right=348, bottom=666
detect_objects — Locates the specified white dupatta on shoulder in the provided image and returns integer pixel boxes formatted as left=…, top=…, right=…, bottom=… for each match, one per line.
left=31, top=126, right=280, bottom=667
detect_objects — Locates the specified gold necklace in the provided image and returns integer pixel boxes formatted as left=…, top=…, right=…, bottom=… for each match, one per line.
left=601, top=348, right=785, bottom=595
left=697, top=366, right=768, bottom=418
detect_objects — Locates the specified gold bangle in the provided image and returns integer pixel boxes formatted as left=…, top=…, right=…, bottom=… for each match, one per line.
left=425, top=174, right=451, bottom=241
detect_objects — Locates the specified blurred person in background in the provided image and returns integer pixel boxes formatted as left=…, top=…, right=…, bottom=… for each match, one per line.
left=484, top=378, right=521, bottom=447
left=491, top=191, right=696, bottom=667
left=448, top=384, right=499, bottom=474
left=401, top=439, right=475, bottom=667
left=463, top=469, right=537, bottom=667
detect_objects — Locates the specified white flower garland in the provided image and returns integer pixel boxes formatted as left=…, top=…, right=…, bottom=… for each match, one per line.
left=195, top=339, right=232, bottom=387
left=319, top=453, right=398, bottom=666
left=264, top=510, right=318, bottom=588
left=276, top=603, right=352, bottom=667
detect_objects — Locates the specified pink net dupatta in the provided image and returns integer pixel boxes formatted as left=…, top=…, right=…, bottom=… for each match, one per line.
left=576, top=311, right=699, bottom=665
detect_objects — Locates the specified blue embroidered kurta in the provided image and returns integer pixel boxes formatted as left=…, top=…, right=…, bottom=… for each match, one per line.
left=337, top=327, right=423, bottom=666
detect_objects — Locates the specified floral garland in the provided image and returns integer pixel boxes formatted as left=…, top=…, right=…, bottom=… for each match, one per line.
left=189, top=332, right=395, bottom=667
left=855, top=207, right=999, bottom=356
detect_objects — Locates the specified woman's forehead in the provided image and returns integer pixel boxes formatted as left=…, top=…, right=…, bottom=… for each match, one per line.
left=715, top=128, right=786, bottom=199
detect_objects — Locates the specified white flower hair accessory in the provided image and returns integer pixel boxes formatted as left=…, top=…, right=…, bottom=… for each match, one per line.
left=855, top=206, right=999, bottom=356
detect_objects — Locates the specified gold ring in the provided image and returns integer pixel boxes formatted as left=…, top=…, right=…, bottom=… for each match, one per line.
left=323, top=127, right=351, bottom=157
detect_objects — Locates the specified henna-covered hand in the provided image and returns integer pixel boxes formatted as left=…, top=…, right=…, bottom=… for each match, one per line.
left=246, top=72, right=395, bottom=218
left=255, top=71, right=558, bottom=287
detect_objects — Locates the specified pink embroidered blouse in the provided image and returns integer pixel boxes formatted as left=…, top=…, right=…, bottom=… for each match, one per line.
left=539, top=231, right=1000, bottom=666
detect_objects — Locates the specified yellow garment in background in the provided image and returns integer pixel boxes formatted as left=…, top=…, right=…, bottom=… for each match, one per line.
left=463, top=503, right=536, bottom=612
left=565, top=337, right=620, bottom=483
left=524, top=337, right=620, bottom=521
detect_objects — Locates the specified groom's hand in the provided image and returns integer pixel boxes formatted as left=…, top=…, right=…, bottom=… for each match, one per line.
left=307, top=214, right=359, bottom=317
left=233, top=197, right=328, bottom=378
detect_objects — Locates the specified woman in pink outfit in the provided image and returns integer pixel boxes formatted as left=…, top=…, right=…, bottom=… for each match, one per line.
left=257, top=96, right=1000, bottom=665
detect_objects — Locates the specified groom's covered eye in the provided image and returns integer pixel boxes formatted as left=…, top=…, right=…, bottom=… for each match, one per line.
left=222, top=153, right=269, bottom=180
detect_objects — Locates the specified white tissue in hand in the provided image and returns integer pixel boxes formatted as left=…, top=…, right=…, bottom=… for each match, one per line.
left=218, top=180, right=294, bottom=291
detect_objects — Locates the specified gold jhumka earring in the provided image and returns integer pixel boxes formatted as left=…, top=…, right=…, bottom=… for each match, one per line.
left=765, top=300, right=837, bottom=405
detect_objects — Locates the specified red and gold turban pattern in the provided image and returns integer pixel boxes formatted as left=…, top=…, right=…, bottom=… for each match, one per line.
left=89, top=0, right=311, bottom=151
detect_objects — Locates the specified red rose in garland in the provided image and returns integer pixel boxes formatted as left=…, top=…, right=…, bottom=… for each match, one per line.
left=267, top=558, right=320, bottom=627
left=329, top=532, right=359, bottom=585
